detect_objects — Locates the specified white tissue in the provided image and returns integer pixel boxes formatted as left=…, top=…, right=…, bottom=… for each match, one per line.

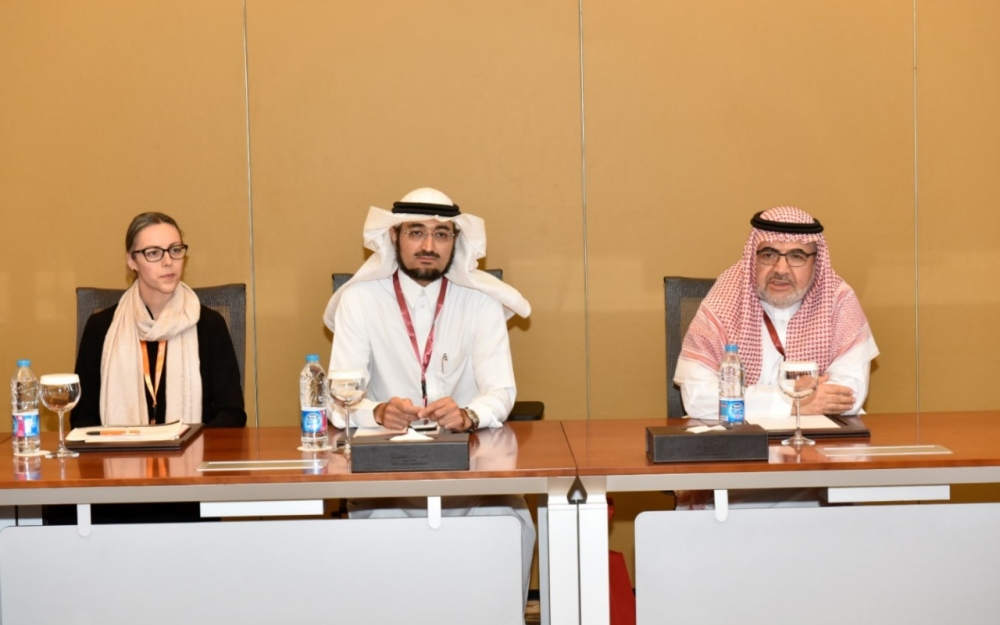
left=389, top=428, right=435, bottom=442
left=686, top=425, right=728, bottom=434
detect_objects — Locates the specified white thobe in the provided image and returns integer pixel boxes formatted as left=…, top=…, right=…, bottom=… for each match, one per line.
left=328, top=272, right=516, bottom=428
left=675, top=300, right=880, bottom=419
left=328, top=272, right=532, bottom=601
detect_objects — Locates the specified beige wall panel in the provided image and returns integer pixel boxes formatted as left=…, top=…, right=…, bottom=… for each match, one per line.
left=583, top=1, right=917, bottom=419
left=916, top=2, right=1000, bottom=411
left=246, top=1, right=586, bottom=425
left=0, top=0, right=253, bottom=429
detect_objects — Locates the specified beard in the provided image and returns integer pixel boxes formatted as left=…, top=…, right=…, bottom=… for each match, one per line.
left=395, top=238, right=456, bottom=283
left=756, top=272, right=813, bottom=308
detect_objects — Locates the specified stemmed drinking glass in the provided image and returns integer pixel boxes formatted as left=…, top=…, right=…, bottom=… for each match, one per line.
left=328, top=370, right=366, bottom=456
left=778, top=361, right=820, bottom=448
left=40, top=374, right=82, bottom=459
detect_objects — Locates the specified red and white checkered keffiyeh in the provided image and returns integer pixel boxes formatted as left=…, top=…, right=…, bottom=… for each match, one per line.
left=680, top=206, right=872, bottom=384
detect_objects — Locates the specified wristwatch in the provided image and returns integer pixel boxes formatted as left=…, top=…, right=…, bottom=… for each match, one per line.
left=464, top=408, right=480, bottom=432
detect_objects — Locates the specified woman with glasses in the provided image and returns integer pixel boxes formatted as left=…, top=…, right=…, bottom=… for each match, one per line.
left=71, top=212, right=246, bottom=429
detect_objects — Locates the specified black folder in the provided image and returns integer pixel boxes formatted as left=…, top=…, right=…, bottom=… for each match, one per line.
left=757, top=415, right=871, bottom=441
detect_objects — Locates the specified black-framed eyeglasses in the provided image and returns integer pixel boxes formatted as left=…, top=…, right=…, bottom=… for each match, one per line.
left=401, top=229, right=457, bottom=243
left=131, top=244, right=189, bottom=262
left=756, top=248, right=816, bottom=267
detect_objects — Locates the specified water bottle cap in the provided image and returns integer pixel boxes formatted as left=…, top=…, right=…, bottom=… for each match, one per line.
left=724, top=344, right=738, bottom=353
left=16, top=360, right=30, bottom=367
left=305, top=354, right=320, bottom=363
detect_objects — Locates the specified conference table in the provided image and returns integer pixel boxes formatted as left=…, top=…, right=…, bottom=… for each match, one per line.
left=0, top=422, right=581, bottom=625
left=562, top=412, right=1000, bottom=625
left=6, top=414, right=1000, bottom=625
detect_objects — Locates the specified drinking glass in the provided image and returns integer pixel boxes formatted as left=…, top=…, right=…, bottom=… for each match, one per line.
left=40, top=374, right=82, bottom=459
left=778, top=361, right=819, bottom=447
left=328, top=370, right=366, bottom=456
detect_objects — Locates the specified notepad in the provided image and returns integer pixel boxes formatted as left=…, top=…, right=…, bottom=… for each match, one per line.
left=66, top=420, right=190, bottom=443
left=746, top=415, right=839, bottom=431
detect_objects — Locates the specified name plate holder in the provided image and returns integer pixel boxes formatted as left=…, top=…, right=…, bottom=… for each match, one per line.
left=818, top=444, right=952, bottom=457
left=197, top=459, right=329, bottom=472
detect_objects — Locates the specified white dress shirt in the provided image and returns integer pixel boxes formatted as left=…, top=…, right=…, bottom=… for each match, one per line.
left=328, top=271, right=516, bottom=428
left=675, top=300, right=880, bottom=419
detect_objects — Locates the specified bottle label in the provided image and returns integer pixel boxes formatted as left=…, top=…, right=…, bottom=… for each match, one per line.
left=719, top=399, right=745, bottom=424
left=301, top=408, right=328, bottom=434
left=12, top=410, right=40, bottom=438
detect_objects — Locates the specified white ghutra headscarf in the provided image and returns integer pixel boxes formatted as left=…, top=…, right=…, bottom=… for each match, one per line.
left=680, top=206, right=872, bottom=384
left=323, top=187, right=531, bottom=331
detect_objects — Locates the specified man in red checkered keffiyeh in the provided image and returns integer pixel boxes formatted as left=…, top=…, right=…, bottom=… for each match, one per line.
left=675, top=207, right=878, bottom=419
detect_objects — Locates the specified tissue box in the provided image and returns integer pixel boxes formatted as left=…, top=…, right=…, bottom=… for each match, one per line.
left=350, top=432, right=470, bottom=473
left=645, top=424, right=769, bottom=463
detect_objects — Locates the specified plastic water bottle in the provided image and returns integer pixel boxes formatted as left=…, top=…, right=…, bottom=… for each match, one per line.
left=719, top=344, right=745, bottom=424
left=300, top=355, right=328, bottom=450
left=11, top=360, right=41, bottom=455
left=13, top=455, right=41, bottom=481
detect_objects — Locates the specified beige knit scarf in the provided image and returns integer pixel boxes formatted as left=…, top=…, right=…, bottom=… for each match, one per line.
left=99, top=282, right=202, bottom=425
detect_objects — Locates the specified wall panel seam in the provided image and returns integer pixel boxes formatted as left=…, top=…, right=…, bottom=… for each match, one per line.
left=241, top=0, right=260, bottom=427
left=579, top=0, right=591, bottom=421
left=912, top=0, right=920, bottom=417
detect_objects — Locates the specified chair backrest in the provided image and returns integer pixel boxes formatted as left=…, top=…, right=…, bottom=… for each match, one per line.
left=664, top=276, right=716, bottom=417
left=75, top=284, right=247, bottom=391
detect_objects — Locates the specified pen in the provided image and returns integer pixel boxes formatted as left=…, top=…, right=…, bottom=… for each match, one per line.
left=86, top=429, right=140, bottom=436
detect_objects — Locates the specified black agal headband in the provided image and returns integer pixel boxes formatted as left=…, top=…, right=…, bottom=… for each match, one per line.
left=751, top=211, right=823, bottom=234
left=391, top=201, right=461, bottom=217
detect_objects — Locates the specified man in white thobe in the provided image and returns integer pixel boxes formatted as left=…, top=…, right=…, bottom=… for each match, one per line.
left=323, top=187, right=535, bottom=602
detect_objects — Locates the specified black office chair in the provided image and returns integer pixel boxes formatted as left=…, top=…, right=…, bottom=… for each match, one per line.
left=76, top=284, right=248, bottom=391
left=664, top=276, right=716, bottom=417
left=332, top=270, right=543, bottom=421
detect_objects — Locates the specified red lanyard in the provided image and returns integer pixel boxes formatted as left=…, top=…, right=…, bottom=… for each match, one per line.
left=141, top=340, right=166, bottom=421
left=761, top=311, right=786, bottom=359
left=392, top=271, right=448, bottom=406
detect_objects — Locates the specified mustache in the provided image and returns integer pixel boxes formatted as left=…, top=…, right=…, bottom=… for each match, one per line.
left=415, top=252, right=440, bottom=259
left=768, top=272, right=792, bottom=282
